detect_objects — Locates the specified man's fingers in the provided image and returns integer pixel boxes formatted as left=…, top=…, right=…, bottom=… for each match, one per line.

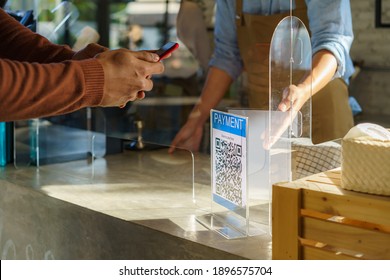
left=137, top=91, right=146, bottom=100
left=147, top=61, right=164, bottom=76
left=142, top=78, right=154, bottom=92
left=133, top=50, right=160, bottom=62
left=133, top=51, right=165, bottom=77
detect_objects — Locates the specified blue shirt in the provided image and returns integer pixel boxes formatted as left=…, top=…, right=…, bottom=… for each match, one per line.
left=209, top=0, right=355, bottom=84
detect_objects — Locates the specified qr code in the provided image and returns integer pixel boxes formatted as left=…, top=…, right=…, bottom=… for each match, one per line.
left=214, top=137, right=243, bottom=205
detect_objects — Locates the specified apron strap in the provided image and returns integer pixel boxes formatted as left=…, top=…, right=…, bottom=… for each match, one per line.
left=235, top=0, right=244, bottom=26
left=295, top=0, right=306, bottom=9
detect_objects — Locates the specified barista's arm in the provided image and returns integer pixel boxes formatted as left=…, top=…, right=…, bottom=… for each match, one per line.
left=189, top=67, right=233, bottom=123
left=279, top=0, right=353, bottom=112
left=278, top=49, right=337, bottom=112
left=262, top=49, right=337, bottom=149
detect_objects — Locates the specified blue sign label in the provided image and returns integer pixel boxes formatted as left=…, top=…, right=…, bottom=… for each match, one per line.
left=211, top=111, right=246, bottom=137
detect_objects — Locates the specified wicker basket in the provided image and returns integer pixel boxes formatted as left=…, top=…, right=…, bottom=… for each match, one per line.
left=341, top=136, right=390, bottom=196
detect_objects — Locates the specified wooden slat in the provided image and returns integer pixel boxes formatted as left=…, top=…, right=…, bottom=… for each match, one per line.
left=300, top=238, right=360, bottom=259
left=277, top=179, right=344, bottom=195
left=293, top=168, right=341, bottom=184
left=302, top=245, right=359, bottom=260
left=302, top=217, right=390, bottom=259
left=272, top=185, right=301, bottom=259
left=302, top=189, right=390, bottom=226
left=301, top=209, right=390, bottom=233
left=306, top=176, right=341, bottom=186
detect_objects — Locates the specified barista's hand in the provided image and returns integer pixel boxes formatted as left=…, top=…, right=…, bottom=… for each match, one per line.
left=96, top=49, right=163, bottom=107
left=263, top=84, right=310, bottom=149
left=168, top=116, right=204, bottom=153
left=277, top=83, right=310, bottom=113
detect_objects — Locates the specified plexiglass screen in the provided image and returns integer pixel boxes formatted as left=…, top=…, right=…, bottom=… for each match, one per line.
left=269, top=16, right=312, bottom=184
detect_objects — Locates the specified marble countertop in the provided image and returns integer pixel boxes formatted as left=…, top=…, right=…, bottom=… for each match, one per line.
left=0, top=148, right=272, bottom=259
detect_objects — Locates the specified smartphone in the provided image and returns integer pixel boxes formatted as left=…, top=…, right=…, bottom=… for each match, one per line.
left=156, top=42, right=179, bottom=61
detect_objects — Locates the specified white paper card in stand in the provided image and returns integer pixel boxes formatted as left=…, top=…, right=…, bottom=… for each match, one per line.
left=211, top=110, right=248, bottom=209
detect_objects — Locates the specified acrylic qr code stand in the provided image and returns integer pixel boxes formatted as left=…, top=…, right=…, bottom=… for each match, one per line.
left=196, top=109, right=268, bottom=239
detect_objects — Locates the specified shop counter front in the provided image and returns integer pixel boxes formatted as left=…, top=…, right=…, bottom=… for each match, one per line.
left=0, top=148, right=272, bottom=260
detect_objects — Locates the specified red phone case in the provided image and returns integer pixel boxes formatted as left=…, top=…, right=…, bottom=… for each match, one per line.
left=157, top=42, right=179, bottom=61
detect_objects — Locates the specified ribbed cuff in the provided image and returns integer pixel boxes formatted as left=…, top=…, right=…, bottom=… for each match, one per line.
left=79, top=59, right=105, bottom=106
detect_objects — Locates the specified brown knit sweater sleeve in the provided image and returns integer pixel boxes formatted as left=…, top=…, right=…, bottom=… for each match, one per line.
left=0, top=9, right=105, bottom=121
left=0, top=58, right=104, bottom=121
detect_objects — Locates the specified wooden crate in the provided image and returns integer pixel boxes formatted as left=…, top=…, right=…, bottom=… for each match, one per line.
left=272, top=168, right=390, bottom=260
